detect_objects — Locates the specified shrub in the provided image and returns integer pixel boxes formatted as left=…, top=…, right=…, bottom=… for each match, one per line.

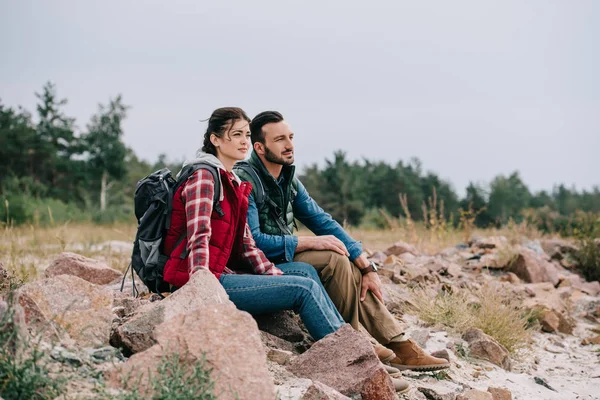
left=0, top=292, right=65, bottom=400
left=118, top=352, right=218, bottom=400
left=411, top=285, right=533, bottom=353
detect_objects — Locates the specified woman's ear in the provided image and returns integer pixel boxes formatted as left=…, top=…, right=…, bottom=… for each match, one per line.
left=210, top=133, right=219, bottom=148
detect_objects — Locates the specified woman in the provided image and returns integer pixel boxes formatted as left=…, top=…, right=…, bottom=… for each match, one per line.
left=161, top=107, right=344, bottom=341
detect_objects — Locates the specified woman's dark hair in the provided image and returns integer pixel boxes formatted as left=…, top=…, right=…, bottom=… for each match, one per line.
left=250, top=111, right=284, bottom=144
left=202, top=107, right=251, bottom=156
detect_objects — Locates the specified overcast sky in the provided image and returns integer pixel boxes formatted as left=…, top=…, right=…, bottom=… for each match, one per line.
left=1, top=0, right=598, bottom=196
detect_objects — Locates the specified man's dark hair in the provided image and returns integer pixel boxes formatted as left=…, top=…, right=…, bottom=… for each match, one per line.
left=202, top=107, right=251, bottom=156
left=250, top=111, right=284, bottom=144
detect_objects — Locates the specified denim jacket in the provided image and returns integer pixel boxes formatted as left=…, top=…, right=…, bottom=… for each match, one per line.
left=246, top=178, right=363, bottom=263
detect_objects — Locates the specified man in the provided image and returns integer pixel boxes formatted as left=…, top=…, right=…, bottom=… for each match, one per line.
left=234, top=111, right=449, bottom=375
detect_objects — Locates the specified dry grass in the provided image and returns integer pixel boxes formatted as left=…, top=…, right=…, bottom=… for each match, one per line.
left=0, top=223, right=136, bottom=283
left=410, top=285, right=534, bottom=353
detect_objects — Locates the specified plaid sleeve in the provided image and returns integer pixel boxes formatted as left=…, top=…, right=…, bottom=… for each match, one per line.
left=181, top=169, right=214, bottom=275
left=241, top=223, right=283, bottom=275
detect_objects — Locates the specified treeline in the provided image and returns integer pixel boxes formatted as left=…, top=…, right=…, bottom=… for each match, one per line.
left=0, top=82, right=178, bottom=225
left=299, top=151, right=600, bottom=233
left=1, top=82, right=598, bottom=232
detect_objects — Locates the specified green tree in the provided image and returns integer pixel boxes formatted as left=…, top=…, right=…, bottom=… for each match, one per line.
left=81, top=96, right=129, bottom=211
left=487, top=172, right=531, bottom=225
left=460, top=182, right=492, bottom=227
left=34, top=82, right=79, bottom=201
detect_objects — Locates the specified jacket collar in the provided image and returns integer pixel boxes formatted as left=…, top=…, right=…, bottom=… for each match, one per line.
left=248, top=150, right=295, bottom=186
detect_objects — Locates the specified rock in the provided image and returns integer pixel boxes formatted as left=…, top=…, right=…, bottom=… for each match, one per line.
left=508, top=248, right=560, bottom=285
left=487, top=387, right=512, bottom=400
left=472, top=236, right=508, bottom=249
left=287, top=324, right=395, bottom=400
left=50, top=345, right=83, bottom=366
left=368, top=251, right=388, bottom=265
left=409, top=329, right=431, bottom=348
left=16, top=275, right=113, bottom=347
left=478, top=254, right=503, bottom=269
left=277, top=378, right=350, bottom=400
left=255, top=310, right=307, bottom=342
left=399, top=263, right=432, bottom=283
left=581, top=335, right=600, bottom=345
left=581, top=281, right=600, bottom=296
left=45, top=252, right=123, bottom=285
left=457, top=389, right=493, bottom=400
left=107, top=304, right=274, bottom=400
left=499, top=272, right=521, bottom=285
left=112, top=296, right=143, bottom=318
left=261, top=331, right=297, bottom=353
left=418, top=386, right=457, bottom=400
left=268, top=348, right=293, bottom=365
left=521, top=282, right=567, bottom=313
left=382, top=284, right=416, bottom=314
left=463, top=328, right=511, bottom=370
left=385, top=241, right=420, bottom=256
left=110, top=270, right=232, bottom=355
left=522, top=240, right=545, bottom=256
left=423, top=258, right=463, bottom=277
left=541, top=239, right=578, bottom=259
left=539, top=309, right=560, bottom=332
left=86, top=346, right=123, bottom=363
left=431, top=349, right=451, bottom=362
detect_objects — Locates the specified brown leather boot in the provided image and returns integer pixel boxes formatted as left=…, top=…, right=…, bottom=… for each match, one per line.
left=385, top=339, right=450, bottom=371
left=391, top=377, right=410, bottom=394
left=373, top=343, right=395, bottom=364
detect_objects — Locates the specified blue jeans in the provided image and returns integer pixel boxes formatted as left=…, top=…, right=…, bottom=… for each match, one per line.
left=219, top=262, right=344, bottom=340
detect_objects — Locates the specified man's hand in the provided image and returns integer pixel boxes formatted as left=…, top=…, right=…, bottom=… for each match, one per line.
left=296, top=235, right=349, bottom=256
left=353, top=254, right=384, bottom=303
left=360, top=271, right=384, bottom=302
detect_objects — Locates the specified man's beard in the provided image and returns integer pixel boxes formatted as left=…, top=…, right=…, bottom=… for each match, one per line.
left=264, top=144, right=294, bottom=166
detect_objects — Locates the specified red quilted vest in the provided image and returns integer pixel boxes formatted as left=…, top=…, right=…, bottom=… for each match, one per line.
left=162, top=168, right=253, bottom=287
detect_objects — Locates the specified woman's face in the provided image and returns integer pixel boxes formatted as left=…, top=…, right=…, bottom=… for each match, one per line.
left=212, top=119, right=251, bottom=162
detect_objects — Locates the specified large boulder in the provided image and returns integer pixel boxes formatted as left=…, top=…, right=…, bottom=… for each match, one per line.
left=45, top=252, right=123, bottom=285
left=107, top=304, right=275, bottom=400
left=287, top=324, right=396, bottom=400
left=110, top=270, right=232, bottom=355
left=540, top=238, right=578, bottom=260
left=463, top=328, right=511, bottom=370
left=277, top=378, right=350, bottom=400
left=508, top=248, right=560, bottom=285
left=254, top=310, right=307, bottom=342
left=16, top=275, right=113, bottom=347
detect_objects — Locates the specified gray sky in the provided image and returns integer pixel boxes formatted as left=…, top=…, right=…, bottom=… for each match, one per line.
left=2, top=0, right=598, bottom=196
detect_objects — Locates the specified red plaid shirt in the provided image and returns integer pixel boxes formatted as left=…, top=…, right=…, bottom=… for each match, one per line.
left=181, top=169, right=283, bottom=276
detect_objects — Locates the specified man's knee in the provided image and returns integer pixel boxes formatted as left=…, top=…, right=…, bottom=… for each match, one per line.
left=324, top=252, right=361, bottom=287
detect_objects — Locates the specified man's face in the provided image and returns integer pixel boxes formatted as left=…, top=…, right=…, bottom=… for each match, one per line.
left=255, top=120, right=295, bottom=166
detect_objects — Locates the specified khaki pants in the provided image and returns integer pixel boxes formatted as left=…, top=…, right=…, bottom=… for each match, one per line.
left=293, top=250, right=403, bottom=344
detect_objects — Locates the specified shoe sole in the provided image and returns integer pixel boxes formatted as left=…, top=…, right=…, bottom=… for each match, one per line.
left=390, top=362, right=450, bottom=372
left=380, top=353, right=395, bottom=364
left=396, top=386, right=410, bottom=395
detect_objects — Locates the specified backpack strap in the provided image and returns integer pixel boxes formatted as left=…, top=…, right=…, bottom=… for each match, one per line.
left=235, top=161, right=265, bottom=207
left=174, top=162, right=223, bottom=216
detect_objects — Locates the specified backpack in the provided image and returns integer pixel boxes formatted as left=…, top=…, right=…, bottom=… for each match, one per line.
left=123, top=162, right=222, bottom=296
left=234, top=161, right=298, bottom=235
